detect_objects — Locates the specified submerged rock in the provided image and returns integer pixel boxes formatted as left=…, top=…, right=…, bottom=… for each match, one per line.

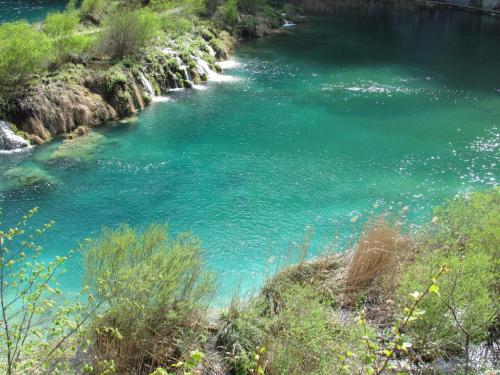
left=2, top=165, right=56, bottom=190
left=119, top=116, right=139, bottom=125
left=0, top=121, right=30, bottom=151
left=50, top=131, right=104, bottom=162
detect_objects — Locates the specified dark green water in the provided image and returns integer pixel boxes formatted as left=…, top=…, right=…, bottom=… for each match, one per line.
left=0, top=0, right=69, bottom=23
left=1, top=7, right=499, bottom=302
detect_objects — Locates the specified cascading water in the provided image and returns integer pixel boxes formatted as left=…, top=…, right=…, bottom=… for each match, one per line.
left=206, top=45, right=216, bottom=57
left=0, top=121, right=30, bottom=152
left=140, top=72, right=172, bottom=102
left=195, top=58, right=236, bottom=83
left=180, top=66, right=192, bottom=81
left=139, top=72, right=156, bottom=97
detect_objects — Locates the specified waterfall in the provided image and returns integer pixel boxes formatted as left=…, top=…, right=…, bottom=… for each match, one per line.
left=206, top=45, right=216, bottom=57
left=195, top=58, right=236, bottom=83
left=0, top=121, right=30, bottom=152
left=180, top=66, right=192, bottom=81
left=283, top=19, right=296, bottom=27
left=139, top=72, right=155, bottom=97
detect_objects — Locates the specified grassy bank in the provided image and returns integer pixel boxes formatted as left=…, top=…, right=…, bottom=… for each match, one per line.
left=0, top=189, right=498, bottom=374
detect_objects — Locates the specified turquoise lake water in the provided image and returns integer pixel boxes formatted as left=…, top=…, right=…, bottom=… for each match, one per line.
left=0, top=0, right=69, bottom=23
left=1, top=7, right=499, bottom=303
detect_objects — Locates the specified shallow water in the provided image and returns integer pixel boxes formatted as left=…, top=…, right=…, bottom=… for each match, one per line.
left=1, top=7, right=499, bottom=303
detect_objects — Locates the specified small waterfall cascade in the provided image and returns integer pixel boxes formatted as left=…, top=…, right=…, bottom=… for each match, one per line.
left=283, top=19, right=296, bottom=27
left=206, top=45, right=216, bottom=57
left=195, top=58, right=236, bottom=83
left=0, top=121, right=30, bottom=152
left=180, top=65, right=192, bottom=81
left=139, top=72, right=156, bottom=97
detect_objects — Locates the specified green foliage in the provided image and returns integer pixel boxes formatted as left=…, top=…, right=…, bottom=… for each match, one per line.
left=217, top=283, right=369, bottom=374
left=80, top=0, right=106, bottom=24
left=161, top=15, right=194, bottom=36
left=214, top=0, right=239, bottom=26
left=396, top=190, right=499, bottom=360
left=43, top=10, right=85, bottom=64
left=99, top=9, right=160, bottom=60
left=83, top=224, right=214, bottom=372
left=0, top=22, right=52, bottom=86
left=0, top=208, right=97, bottom=375
left=431, top=188, right=499, bottom=256
left=239, top=0, right=267, bottom=13
left=356, top=267, right=447, bottom=375
left=397, top=248, right=496, bottom=357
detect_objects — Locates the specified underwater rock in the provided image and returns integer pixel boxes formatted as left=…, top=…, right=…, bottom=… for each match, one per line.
left=50, top=131, right=104, bottom=162
left=65, top=125, right=91, bottom=140
left=2, top=165, right=56, bottom=190
left=119, top=116, right=139, bottom=125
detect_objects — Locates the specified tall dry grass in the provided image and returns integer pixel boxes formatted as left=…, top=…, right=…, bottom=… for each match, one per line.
left=344, top=217, right=416, bottom=306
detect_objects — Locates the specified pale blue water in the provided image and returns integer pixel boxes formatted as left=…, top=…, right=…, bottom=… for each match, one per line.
left=1, top=7, right=499, bottom=303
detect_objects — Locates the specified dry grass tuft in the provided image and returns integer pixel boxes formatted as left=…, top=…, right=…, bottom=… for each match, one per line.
left=344, top=217, right=416, bottom=307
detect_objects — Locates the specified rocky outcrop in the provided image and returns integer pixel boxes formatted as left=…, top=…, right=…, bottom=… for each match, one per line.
left=5, top=81, right=118, bottom=145
left=0, top=121, right=30, bottom=151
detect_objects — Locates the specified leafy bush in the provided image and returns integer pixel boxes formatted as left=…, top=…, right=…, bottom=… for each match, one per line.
left=431, top=188, right=499, bottom=257
left=80, top=0, right=106, bottom=24
left=0, top=22, right=52, bottom=86
left=398, top=251, right=496, bottom=358
left=161, top=15, right=193, bottom=36
left=214, top=0, right=239, bottom=26
left=396, top=190, right=499, bottom=365
left=0, top=208, right=96, bottom=375
left=83, top=224, right=214, bottom=373
left=98, top=9, right=160, bottom=60
left=217, top=283, right=369, bottom=374
left=43, top=10, right=86, bottom=64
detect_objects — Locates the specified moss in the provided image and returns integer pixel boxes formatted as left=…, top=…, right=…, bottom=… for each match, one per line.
left=103, top=65, right=128, bottom=93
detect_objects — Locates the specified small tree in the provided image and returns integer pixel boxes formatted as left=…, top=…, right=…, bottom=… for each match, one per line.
left=98, top=9, right=160, bottom=60
left=0, top=208, right=98, bottom=374
left=0, top=22, right=52, bottom=87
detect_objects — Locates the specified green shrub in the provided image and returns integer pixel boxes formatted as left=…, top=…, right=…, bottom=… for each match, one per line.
left=43, top=10, right=85, bottom=64
left=0, top=208, right=96, bottom=374
left=98, top=9, right=160, bottom=60
left=161, top=15, right=193, bottom=36
left=217, top=283, right=369, bottom=374
left=0, top=22, right=52, bottom=86
left=83, top=224, right=214, bottom=373
left=80, top=0, right=106, bottom=24
left=431, top=188, right=499, bottom=257
left=396, top=190, right=499, bottom=361
left=214, top=0, right=239, bottom=26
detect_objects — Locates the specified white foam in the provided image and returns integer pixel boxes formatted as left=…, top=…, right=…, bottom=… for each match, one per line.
left=218, top=60, right=241, bottom=70
left=152, top=96, right=172, bottom=103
